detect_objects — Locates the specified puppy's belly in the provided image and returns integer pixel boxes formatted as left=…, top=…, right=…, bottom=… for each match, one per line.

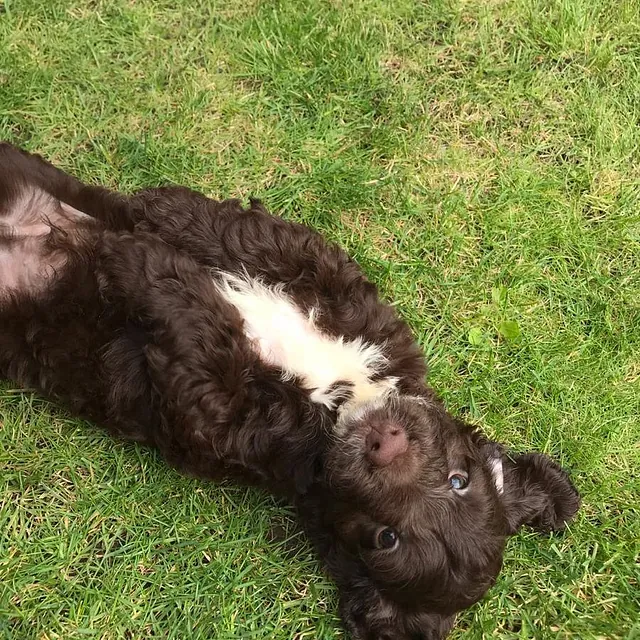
left=0, top=187, right=94, bottom=296
left=214, top=273, right=397, bottom=409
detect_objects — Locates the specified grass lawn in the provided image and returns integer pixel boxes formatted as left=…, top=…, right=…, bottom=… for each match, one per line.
left=1, top=0, right=639, bottom=638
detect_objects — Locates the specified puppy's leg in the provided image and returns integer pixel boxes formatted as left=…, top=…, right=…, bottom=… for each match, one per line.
left=0, top=144, right=221, bottom=236
left=0, top=143, right=134, bottom=230
left=95, top=231, right=258, bottom=473
left=0, top=148, right=105, bottom=298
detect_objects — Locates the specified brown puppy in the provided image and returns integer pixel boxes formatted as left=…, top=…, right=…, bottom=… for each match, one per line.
left=0, top=143, right=580, bottom=639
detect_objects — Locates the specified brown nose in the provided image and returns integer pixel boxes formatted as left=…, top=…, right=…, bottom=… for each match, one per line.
left=365, top=422, right=409, bottom=466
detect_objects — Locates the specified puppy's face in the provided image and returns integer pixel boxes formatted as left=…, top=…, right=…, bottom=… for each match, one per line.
left=322, top=395, right=580, bottom=634
left=326, top=396, right=506, bottom=612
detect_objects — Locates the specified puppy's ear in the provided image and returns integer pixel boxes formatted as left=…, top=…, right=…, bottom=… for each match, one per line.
left=500, top=452, right=580, bottom=535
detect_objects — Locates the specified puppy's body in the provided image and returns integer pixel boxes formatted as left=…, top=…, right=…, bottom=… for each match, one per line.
left=0, top=181, right=423, bottom=495
left=0, top=144, right=580, bottom=640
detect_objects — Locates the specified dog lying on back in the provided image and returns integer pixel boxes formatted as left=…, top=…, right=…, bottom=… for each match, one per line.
left=0, top=143, right=580, bottom=639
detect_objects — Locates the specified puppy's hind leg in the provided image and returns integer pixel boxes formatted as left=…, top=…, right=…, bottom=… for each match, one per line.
left=0, top=143, right=136, bottom=230
left=0, top=144, right=222, bottom=236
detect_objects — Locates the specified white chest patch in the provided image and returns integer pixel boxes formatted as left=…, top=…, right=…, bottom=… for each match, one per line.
left=213, top=273, right=398, bottom=410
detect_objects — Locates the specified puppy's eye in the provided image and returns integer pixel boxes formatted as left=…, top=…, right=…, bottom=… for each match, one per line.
left=377, top=527, right=399, bottom=549
left=449, top=472, right=469, bottom=490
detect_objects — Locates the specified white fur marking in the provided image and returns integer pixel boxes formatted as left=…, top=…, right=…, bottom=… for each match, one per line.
left=213, top=273, right=397, bottom=410
left=489, top=457, right=504, bottom=494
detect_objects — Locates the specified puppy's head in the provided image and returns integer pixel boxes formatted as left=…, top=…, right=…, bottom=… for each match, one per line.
left=321, top=394, right=580, bottom=636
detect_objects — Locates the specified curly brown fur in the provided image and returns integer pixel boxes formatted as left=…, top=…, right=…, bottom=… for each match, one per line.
left=0, top=143, right=580, bottom=640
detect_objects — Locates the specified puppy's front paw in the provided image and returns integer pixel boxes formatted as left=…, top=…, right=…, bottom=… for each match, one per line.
left=96, top=232, right=154, bottom=309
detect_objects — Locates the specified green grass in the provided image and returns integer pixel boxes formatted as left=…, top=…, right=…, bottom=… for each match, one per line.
left=1, top=0, right=639, bottom=638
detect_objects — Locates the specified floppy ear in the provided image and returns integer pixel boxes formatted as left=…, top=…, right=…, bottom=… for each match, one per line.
left=499, top=452, right=580, bottom=535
